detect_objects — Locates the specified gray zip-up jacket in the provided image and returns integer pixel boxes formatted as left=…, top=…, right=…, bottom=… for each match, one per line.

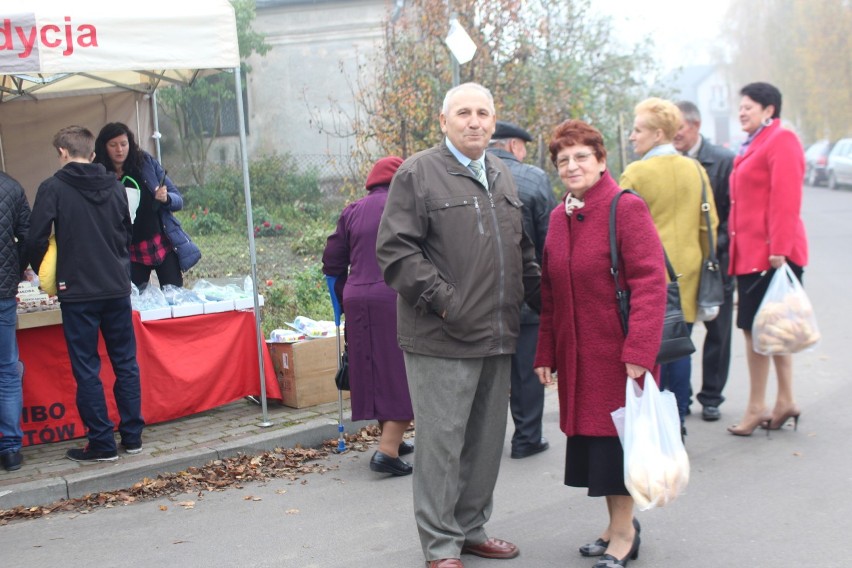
left=376, top=142, right=541, bottom=358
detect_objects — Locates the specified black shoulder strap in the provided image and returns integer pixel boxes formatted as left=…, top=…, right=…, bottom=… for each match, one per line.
left=694, top=159, right=719, bottom=265
left=609, top=189, right=676, bottom=289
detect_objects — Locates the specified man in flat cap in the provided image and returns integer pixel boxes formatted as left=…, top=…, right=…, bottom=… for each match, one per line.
left=487, top=120, right=557, bottom=459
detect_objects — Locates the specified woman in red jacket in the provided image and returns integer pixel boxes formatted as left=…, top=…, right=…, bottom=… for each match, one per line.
left=727, top=82, right=808, bottom=436
left=534, top=120, right=666, bottom=567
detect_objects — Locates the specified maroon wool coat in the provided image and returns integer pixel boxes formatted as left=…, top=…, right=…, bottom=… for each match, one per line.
left=322, top=185, right=413, bottom=422
left=534, top=172, right=667, bottom=437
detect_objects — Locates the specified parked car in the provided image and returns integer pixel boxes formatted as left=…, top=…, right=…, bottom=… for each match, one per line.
left=804, top=139, right=833, bottom=186
left=827, top=137, right=852, bottom=190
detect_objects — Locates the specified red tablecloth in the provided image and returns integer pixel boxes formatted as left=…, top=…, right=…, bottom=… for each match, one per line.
left=17, top=310, right=281, bottom=447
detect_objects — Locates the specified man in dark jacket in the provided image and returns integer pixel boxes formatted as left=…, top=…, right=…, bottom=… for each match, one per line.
left=674, top=101, right=736, bottom=422
left=487, top=121, right=557, bottom=459
left=377, top=83, right=541, bottom=568
left=0, top=172, right=30, bottom=471
left=29, top=125, right=144, bottom=463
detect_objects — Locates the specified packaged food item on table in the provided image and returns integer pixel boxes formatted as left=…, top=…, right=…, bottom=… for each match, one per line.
left=269, top=329, right=305, bottom=343
left=285, top=316, right=338, bottom=338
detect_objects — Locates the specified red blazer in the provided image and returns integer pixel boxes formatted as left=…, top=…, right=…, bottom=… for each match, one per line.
left=534, top=172, right=666, bottom=437
left=729, top=120, right=808, bottom=275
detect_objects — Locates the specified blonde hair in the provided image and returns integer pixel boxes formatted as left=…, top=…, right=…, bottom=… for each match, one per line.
left=634, top=97, right=682, bottom=141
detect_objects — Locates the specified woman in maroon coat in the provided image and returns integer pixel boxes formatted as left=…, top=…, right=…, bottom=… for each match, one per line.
left=534, top=121, right=666, bottom=567
left=727, top=82, right=808, bottom=436
left=322, top=157, right=414, bottom=476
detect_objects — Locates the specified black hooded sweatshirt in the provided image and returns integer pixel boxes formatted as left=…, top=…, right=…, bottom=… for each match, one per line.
left=28, top=161, right=132, bottom=302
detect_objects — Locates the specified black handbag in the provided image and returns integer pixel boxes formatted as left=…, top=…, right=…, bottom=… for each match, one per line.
left=334, top=343, right=350, bottom=391
left=694, top=161, right=724, bottom=321
left=609, top=190, right=696, bottom=365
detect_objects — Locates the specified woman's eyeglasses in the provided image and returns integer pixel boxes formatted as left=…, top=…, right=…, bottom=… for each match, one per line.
left=556, top=152, right=594, bottom=169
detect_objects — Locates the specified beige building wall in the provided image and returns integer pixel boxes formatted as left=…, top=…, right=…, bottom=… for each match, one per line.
left=241, top=0, right=391, bottom=163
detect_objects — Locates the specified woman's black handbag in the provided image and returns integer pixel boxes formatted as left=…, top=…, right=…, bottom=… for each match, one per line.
left=334, top=344, right=350, bottom=391
left=609, top=190, right=696, bottom=365
left=694, top=161, right=724, bottom=321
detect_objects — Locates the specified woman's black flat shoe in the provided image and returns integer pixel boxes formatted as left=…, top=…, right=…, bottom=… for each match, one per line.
left=579, top=518, right=641, bottom=557
left=580, top=538, right=608, bottom=557
left=592, top=533, right=640, bottom=568
left=369, top=451, right=413, bottom=476
left=398, top=440, right=415, bottom=456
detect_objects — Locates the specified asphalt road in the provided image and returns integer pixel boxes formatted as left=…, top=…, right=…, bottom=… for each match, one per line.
left=2, top=183, right=848, bottom=567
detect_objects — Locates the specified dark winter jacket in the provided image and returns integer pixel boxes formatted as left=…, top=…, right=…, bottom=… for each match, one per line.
left=28, top=162, right=133, bottom=302
left=0, top=172, right=31, bottom=298
left=376, top=142, right=541, bottom=358
left=132, top=152, right=200, bottom=272
left=696, top=136, right=735, bottom=286
left=487, top=147, right=558, bottom=324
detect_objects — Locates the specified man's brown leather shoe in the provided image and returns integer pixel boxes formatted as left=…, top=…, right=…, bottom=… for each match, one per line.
left=461, top=537, right=520, bottom=559
left=426, top=559, right=464, bottom=568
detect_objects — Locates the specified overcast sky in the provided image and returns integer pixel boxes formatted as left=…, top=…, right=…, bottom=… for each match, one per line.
left=594, top=0, right=733, bottom=72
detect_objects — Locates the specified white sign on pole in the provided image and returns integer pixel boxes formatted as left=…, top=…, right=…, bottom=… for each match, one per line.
left=445, top=19, right=476, bottom=64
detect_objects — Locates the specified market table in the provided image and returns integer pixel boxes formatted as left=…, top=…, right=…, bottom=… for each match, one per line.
left=16, top=309, right=281, bottom=447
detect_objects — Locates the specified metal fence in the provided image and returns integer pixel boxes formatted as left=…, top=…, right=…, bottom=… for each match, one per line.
left=164, top=153, right=359, bottom=333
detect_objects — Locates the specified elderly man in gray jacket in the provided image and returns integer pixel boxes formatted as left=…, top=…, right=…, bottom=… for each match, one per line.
left=377, top=82, right=540, bottom=568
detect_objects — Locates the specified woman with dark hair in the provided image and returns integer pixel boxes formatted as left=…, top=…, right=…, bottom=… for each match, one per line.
left=534, top=120, right=667, bottom=567
left=727, top=82, right=808, bottom=436
left=322, top=156, right=415, bottom=477
left=95, top=123, right=199, bottom=289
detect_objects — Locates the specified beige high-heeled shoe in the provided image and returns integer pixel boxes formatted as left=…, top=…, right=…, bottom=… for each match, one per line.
left=727, top=413, right=772, bottom=436
left=766, top=407, right=801, bottom=431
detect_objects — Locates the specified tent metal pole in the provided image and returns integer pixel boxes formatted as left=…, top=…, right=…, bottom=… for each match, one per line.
left=234, top=66, right=271, bottom=427
left=151, top=90, right=163, bottom=162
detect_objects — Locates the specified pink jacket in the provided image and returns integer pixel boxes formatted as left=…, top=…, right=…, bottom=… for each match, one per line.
left=729, top=120, right=808, bottom=274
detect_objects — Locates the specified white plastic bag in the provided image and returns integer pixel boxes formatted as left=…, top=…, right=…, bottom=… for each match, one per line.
left=619, top=372, right=690, bottom=511
left=752, top=263, right=820, bottom=355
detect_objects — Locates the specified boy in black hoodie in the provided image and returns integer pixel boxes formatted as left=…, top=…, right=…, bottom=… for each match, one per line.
left=29, top=125, right=144, bottom=463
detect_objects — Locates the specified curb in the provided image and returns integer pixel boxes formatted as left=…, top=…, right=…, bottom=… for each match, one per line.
left=0, top=415, right=372, bottom=510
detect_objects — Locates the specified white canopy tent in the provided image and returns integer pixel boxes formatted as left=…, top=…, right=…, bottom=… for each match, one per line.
left=0, top=0, right=273, bottom=424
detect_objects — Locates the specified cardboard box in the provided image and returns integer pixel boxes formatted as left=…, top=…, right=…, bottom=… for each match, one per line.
left=171, top=303, right=205, bottom=318
left=203, top=299, right=235, bottom=314
left=234, top=295, right=264, bottom=311
left=16, top=309, right=63, bottom=330
left=138, top=307, right=172, bottom=321
left=267, top=337, right=348, bottom=408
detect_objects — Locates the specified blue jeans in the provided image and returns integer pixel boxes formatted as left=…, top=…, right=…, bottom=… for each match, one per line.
left=660, top=323, right=694, bottom=425
left=0, top=297, right=23, bottom=454
left=60, top=297, right=144, bottom=452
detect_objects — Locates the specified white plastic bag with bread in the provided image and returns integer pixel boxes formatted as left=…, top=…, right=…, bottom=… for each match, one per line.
left=618, top=372, right=690, bottom=511
left=752, top=263, right=820, bottom=356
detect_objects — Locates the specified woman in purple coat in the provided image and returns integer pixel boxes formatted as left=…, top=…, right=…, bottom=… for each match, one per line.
left=322, top=156, right=414, bottom=477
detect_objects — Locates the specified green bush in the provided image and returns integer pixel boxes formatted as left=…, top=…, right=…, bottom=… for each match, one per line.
left=183, top=154, right=325, bottom=225
left=177, top=207, right=232, bottom=236
left=291, top=219, right=333, bottom=256
left=291, top=262, right=333, bottom=321
left=181, top=167, right=243, bottom=220
left=260, top=262, right=333, bottom=336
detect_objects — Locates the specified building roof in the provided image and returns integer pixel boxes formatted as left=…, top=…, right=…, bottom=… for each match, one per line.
left=663, top=64, right=716, bottom=103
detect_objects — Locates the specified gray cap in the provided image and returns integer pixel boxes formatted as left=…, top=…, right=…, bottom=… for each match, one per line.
left=493, top=120, right=533, bottom=142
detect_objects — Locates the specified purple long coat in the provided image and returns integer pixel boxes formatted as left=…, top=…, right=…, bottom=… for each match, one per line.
left=322, top=185, right=413, bottom=422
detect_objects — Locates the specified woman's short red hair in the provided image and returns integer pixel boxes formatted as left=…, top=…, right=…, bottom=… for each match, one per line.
left=548, top=119, right=607, bottom=166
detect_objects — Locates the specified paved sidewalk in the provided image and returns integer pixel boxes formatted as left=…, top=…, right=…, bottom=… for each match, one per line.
left=0, top=396, right=366, bottom=510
